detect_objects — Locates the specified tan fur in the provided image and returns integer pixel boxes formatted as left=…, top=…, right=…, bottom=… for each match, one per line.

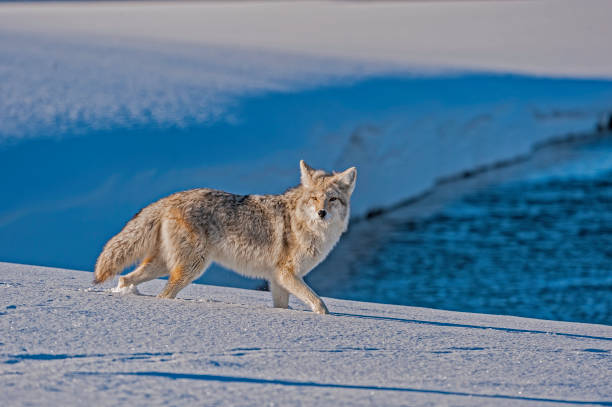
left=93, top=160, right=356, bottom=314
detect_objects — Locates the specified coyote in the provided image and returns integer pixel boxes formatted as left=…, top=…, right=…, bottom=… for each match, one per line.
left=93, top=161, right=356, bottom=314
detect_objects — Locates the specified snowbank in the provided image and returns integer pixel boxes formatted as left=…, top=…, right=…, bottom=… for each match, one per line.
left=1, top=262, right=610, bottom=406
left=2, top=0, right=612, bottom=78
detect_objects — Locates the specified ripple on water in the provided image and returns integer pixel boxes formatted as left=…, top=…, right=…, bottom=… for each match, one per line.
left=345, top=169, right=612, bottom=325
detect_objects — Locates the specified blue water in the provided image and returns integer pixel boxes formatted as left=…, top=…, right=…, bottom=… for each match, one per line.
left=334, top=143, right=612, bottom=325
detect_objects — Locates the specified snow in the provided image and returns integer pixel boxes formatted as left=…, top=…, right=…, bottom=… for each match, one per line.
left=1, top=262, right=611, bottom=406
left=2, top=0, right=612, bottom=78
left=3, top=0, right=612, bottom=142
left=110, top=283, right=141, bottom=296
left=0, top=30, right=388, bottom=142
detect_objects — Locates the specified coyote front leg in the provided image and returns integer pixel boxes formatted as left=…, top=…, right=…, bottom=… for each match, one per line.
left=269, top=281, right=289, bottom=309
left=274, top=269, right=329, bottom=315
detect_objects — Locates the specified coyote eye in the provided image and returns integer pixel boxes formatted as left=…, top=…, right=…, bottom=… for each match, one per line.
left=329, top=197, right=337, bottom=202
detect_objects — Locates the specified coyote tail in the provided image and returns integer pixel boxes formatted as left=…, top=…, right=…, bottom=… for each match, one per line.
left=93, top=206, right=160, bottom=284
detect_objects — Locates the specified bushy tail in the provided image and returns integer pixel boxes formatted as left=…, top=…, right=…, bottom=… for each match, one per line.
left=93, top=206, right=161, bottom=284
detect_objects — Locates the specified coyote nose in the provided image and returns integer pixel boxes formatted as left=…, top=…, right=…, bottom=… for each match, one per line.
left=318, top=209, right=327, bottom=219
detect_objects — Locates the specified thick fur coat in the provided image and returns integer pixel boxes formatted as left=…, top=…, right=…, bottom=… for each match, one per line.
left=94, top=160, right=356, bottom=314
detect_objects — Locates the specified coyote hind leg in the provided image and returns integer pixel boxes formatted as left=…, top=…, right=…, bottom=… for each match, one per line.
left=118, top=255, right=168, bottom=289
left=156, top=211, right=209, bottom=299
left=157, top=258, right=209, bottom=299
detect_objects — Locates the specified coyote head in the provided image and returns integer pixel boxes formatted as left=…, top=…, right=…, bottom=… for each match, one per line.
left=297, top=160, right=356, bottom=231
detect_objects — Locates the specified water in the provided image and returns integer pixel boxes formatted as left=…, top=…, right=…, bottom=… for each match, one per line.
left=333, top=140, right=612, bottom=325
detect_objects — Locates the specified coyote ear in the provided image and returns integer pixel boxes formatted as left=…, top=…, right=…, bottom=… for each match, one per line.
left=335, top=167, right=357, bottom=195
left=300, top=160, right=315, bottom=187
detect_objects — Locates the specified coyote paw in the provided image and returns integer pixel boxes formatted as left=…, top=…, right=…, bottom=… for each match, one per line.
left=313, top=301, right=329, bottom=315
left=111, top=283, right=141, bottom=296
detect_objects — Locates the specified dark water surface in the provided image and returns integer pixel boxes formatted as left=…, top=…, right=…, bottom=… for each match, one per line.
left=334, top=140, right=612, bottom=325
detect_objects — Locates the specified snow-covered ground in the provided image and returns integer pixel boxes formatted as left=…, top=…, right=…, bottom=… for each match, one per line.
left=1, top=262, right=611, bottom=406
left=2, top=0, right=612, bottom=78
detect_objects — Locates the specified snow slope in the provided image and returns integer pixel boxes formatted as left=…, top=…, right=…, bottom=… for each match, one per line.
left=2, top=0, right=612, bottom=78
left=1, top=262, right=611, bottom=406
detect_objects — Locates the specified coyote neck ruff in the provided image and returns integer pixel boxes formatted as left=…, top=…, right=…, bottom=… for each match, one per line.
left=94, top=160, right=356, bottom=314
